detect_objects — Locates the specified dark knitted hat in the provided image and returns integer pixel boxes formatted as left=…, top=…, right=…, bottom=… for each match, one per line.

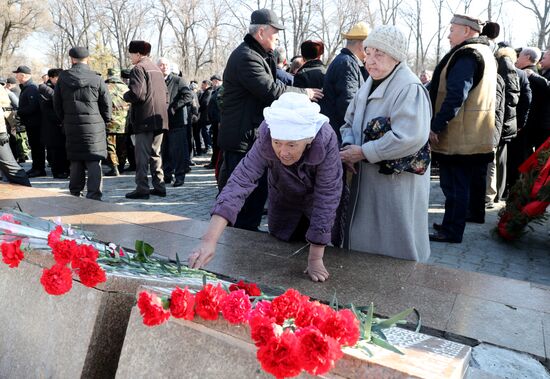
left=300, top=40, right=324, bottom=60
left=6, top=77, right=17, bottom=84
left=128, top=40, right=151, bottom=55
left=481, top=21, right=500, bottom=39
left=47, top=68, right=62, bottom=78
left=69, top=47, right=89, bottom=59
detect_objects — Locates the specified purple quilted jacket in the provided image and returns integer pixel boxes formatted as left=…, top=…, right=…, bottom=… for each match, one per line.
left=212, top=121, right=342, bottom=245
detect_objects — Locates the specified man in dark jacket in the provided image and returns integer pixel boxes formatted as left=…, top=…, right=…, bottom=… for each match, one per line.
left=293, top=40, right=326, bottom=89
left=158, top=57, right=193, bottom=187
left=124, top=40, right=168, bottom=199
left=205, top=74, right=222, bottom=170
left=39, top=68, right=69, bottom=179
left=507, top=66, right=532, bottom=190
left=15, top=65, right=45, bottom=177
left=321, top=22, right=369, bottom=142
left=524, top=49, right=550, bottom=151
left=218, top=8, right=321, bottom=231
left=54, top=47, right=112, bottom=201
left=195, top=80, right=212, bottom=155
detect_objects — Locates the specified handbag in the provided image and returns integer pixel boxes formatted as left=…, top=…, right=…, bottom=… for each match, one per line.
left=363, top=116, right=430, bottom=175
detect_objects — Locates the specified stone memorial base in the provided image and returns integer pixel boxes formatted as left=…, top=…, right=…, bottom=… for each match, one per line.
left=116, top=286, right=471, bottom=379
left=0, top=249, right=220, bottom=378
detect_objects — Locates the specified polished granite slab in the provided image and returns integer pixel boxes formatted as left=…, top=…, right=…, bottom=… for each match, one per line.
left=0, top=183, right=548, bottom=362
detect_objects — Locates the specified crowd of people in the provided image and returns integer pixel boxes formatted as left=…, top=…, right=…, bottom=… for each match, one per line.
left=1, top=8, right=549, bottom=282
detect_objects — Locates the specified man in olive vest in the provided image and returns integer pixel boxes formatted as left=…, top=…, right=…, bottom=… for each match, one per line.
left=105, top=68, right=129, bottom=176
left=429, top=14, right=497, bottom=243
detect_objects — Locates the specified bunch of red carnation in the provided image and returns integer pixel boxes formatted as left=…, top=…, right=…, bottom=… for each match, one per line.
left=0, top=213, right=25, bottom=268
left=138, top=285, right=360, bottom=378
left=40, top=226, right=106, bottom=295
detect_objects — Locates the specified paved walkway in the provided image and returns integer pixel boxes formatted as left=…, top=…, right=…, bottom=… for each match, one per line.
left=19, top=156, right=550, bottom=287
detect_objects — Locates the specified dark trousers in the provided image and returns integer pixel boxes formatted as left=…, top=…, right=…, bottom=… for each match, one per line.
left=507, top=131, right=530, bottom=190
left=26, top=126, right=45, bottom=171
left=48, top=147, right=69, bottom=176
left=0, top=143, right=30, bottom=186
left=209, top=121, right=220, bottom=167
left=69, top=160, right=102, bottom=200
left=439, top=161, right=488, bottom=242
left=192, top=122, right=202, bottom=154
left=218, top=150, right=268, bottom=231
left=495, top=143, right=507, bottom=202
left=186, top=123, right=193, bottom=164
left=123, top=134, right=136, bottom=170
left=162, top=127, right=189, bottom=182
left=134, top=132, right=165, bottom=194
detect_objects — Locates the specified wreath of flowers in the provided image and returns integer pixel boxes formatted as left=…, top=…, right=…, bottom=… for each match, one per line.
left=497, top=137, right=550, bottom=241
left=137, top=285, right=361, bottom=378
left=1, top=223, right=107, bottom=295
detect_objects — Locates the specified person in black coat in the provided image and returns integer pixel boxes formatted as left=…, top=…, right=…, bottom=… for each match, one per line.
left=218, top=8, right=320, bottom=231
left=293, top=40, right=326, bottom=89
left=194, top=80, right=212, bottom=155
left=205, top=74, right=222, bottom=170
left=54, top=47, right=112, bottom=201
left=524, top=49, right=550, bottom=150
left=320, top=22, right=369, bottom=142
left=14, top=65, right=45, bottom=177
left=39, top=69, right=69, bottom=179
left=158, top=58, right=193, bottom=187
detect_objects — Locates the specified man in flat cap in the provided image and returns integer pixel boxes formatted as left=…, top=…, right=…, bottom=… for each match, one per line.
left=321, top=22, right=369, bottom=143
left=429, top=14, right=497, bottom=243
left=54, top=46, right=112, bottom=201
left=218, top=8, right=322, bottom=232
left=14, top=65, right=45, bottom=177
left=124, top=40, right=168, bottom=199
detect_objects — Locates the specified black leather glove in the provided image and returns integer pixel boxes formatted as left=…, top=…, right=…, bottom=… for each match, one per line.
left=0, top=132, right=9, bottom=146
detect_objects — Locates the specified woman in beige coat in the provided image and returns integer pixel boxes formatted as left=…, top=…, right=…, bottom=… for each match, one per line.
left=339, top=25, right=432, bottom=261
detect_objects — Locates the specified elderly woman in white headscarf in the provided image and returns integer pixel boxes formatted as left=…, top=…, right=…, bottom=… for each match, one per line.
left=339, top=25, right=432, bottom=262
left=189, top=93, right=342, bottom=281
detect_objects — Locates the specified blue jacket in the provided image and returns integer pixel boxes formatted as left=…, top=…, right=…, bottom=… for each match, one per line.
left=321, top=48, right=368, bottom=142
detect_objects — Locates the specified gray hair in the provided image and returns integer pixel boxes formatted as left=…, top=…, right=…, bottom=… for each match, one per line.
left=346, top=39, right=364, bottom=49
left=249, top=24, right=269, bottom=35
left=157, top=57, right=170, bottom=65
left=521, top=47, right=542, bottom=63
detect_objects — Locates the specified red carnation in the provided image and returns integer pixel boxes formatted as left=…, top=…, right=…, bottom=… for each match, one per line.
left=249, top=300, right=273, bottom=320
left=0, top=213, right=20, bottom=224
left=249, top=313, right=277, bottom=347
left=1, top=240, right=24, bottom=268
left=521, top=201, right=549, bottom=217
left=296, top=326, right=343, bottom=376
left=170, top=286, right=195, bottom=320
left=271, top=288, right=309, bottom=325
left=47, top=225, right=63, bottom=249
left=257, top=330, right=301, bottom=379
left=76, top=258, right=107, bottom=287
left=51, top=239, right=78, bottom=265
left=40, top=264, right=73, bottom=295
left=195, top=283, right=227, bottom=320
left=137, top=291, right=170, bottom=326
left=221, top=289, right=252, bottom=324
left=295, top=301, right=334, bottom=329
left=229, top=280, right=262, bottom=297
left=71, top=243, right=99, bottom=269
left=321, top=309, right=360, bottom=347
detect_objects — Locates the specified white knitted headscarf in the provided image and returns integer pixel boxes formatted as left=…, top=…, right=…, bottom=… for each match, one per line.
left=263, top=92, right=328, bottom=140
left=364, top=25, right=408, bottom=62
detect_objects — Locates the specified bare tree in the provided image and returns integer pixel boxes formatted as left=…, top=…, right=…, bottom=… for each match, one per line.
left=0, top=0, right=47, bottom=67
left=285, top=0, right=314, bottom=55
left=378, top=0, right=405, bottom=25
left=100, top=0, right=149, bottom=69
left=512, top=0, right=550, bottom=48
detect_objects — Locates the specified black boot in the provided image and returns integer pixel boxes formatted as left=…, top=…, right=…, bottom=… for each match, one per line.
left=105, top=165, right=120, bottom=177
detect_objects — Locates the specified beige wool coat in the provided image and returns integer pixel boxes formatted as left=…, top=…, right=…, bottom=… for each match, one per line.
left=340, top=62, right=432, bottom=262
